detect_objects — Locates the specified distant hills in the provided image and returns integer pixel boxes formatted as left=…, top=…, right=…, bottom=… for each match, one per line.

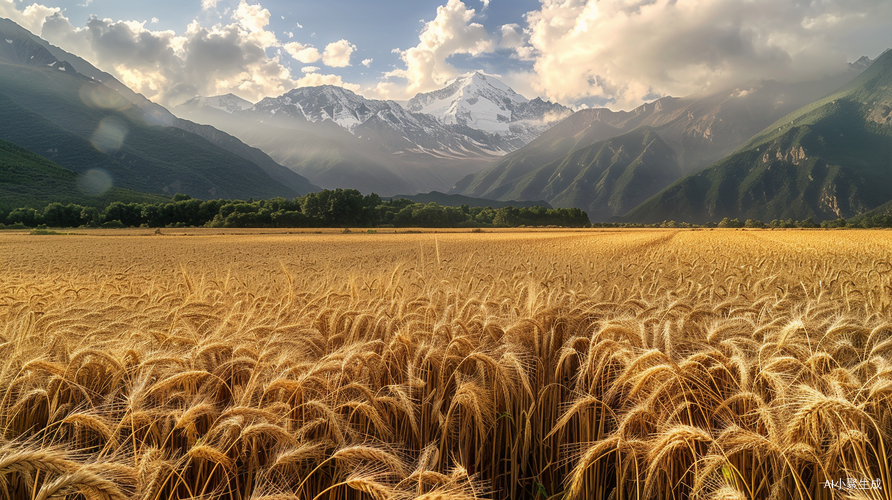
left=626, top=49, right=892, bottom=224
left=0, top=18, right=317, bottom=201
left=453, top=125, right=682, bottom=220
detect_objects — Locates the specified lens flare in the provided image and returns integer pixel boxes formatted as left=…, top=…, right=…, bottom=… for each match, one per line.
left=76, top=169, right=113, bottom=196
left=91, top=117, right=129, bottom=154
left=79, top=83, right=129, bottom=110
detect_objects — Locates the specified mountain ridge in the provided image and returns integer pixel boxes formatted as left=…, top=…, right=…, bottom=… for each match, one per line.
left=0, top=137, right=167, bottom=210
left=406, top=72, right=571, bottom=145
left=624, top=49, right=892, bottom=224
left=450, top=70, right=867, bottom=219
left=176, top=84, right=511, bottom=195
left=0, top=19, right=318, bottom=200
left=0, top=17, right=318, bottom=197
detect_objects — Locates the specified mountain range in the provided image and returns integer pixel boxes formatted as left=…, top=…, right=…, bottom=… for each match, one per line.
left=3, top=14, right=892, bottom=226
left=174, top=72, right=570, bottom=196
left=449, top=71, right=869, bottom=220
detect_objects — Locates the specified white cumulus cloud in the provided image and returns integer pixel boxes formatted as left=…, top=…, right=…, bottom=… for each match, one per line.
left=0, top=0, right=59, bottom=34
left=497, top=24, right=523, bottom=49
left=30, top=0, right=362, bottom=106
left=497, top=23, right=535, bottom=60
left=322, top=39, right=355, bottom=67
left=524, top=0, right=892, bottom=109
left=361, top=58, right=373, bottom=67
left=301, top=65, right=319, bottom=73
left=231, top=0, right=276, bottom=46
left=385, top=0, right=493, bottom=96
left=284, top=41, right=320, bottom=63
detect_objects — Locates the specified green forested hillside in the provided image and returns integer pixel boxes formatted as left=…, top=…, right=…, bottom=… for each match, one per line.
left=626, top=50, right=892, bottom=224
left=451, top=73, right=860, bottom=221
left=450, top=106, right=647, bottom=198
left=0, top=23, right=310, bottom=200
left=0, top=138, right=166, bottom=210
left=462, top=127, right=682, bottom=221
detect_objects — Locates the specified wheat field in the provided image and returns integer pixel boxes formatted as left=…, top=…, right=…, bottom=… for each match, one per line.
left=1, top=229, right=890, bottom=500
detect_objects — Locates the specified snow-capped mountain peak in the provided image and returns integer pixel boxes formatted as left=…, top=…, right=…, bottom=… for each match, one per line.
left=405, top=72, right=571, bottom=142
left=406, top=72, right=527, bottom=133
left=178, top=74, right=571, bottom=176
left=242, top=84, right=515, bottom=156
left=184, top=93, right=254, bottom=114
left=267, top=85, right=376, bottom=131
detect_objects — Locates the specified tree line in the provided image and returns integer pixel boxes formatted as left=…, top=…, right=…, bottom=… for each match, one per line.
left=0, top=189, right=591, bottom=229
left=593, top=215, right=892, bottom=229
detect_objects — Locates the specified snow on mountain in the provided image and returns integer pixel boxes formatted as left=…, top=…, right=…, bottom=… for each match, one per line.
left=173, top=75, right=573, bottom=194
left=242, top=73, right=571, bottom=153
left=407, top=72, right=525, bottom=133
left=185, top=74, right=569, bottom=157
left=254, top=85, right=385, bottom=132
left=184, top=93, right=254, bottom=114
left=175, top=85, right=509, bottom=195
left=249, top=85, right=515, bottom=155
left=406, top=72, right=571, bottom=143
left=849, top=55, right=874, bottom=72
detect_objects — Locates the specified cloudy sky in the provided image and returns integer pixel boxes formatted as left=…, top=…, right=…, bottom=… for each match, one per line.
left=2, top=0, right=891, bottom=109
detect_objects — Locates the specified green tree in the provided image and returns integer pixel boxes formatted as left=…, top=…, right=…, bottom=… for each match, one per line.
left=300, top=189, right=371, bottom=226
left=718, top=217, right=743, bottom=228
left=6, top=207, right=40, bottom=227
left=104, top=202, right=144, bottom=227
left=797, top=217, right=818, bottom=228
left=43, top=203, right=83, bottom=227
left=493, top=206, right=520, bottom=227
left=80, top=207, right=100, bottom=227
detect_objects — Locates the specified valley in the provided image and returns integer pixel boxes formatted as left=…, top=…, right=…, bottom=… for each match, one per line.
left=2, top=14, right=891, bottom=226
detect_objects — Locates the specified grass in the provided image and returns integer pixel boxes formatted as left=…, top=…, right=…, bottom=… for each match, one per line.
left=0, top=229, right=890, bottom=500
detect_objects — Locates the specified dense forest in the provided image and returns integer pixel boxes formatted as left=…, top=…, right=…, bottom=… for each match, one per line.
left=0, top=189, right=591, bottom=229
left=4, top=189, right=891, bottom=230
